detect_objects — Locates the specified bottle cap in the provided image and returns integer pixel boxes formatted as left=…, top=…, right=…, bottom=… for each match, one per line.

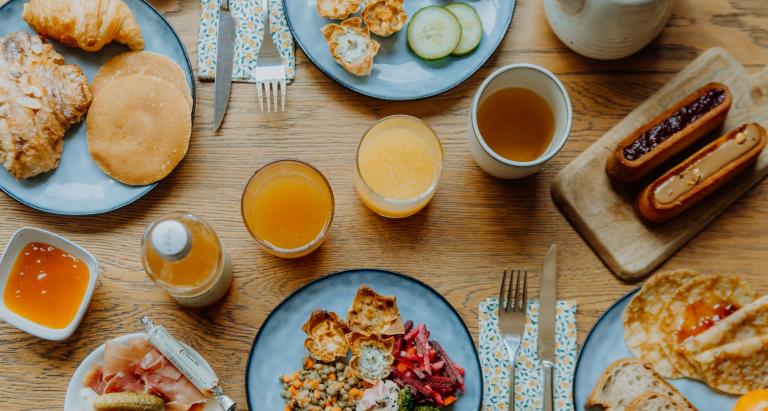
left=150, top=220, right=191, bottom=261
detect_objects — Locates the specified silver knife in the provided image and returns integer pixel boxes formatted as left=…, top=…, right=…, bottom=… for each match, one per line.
left=213, top=0, right=235, bottom=130
left=538, top=244, right=558, bottom=411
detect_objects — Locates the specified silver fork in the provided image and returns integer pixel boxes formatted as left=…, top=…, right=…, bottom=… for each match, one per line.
left=498, top=269, right=528, bottom=411
left=254, top=0, right=286, bottom=112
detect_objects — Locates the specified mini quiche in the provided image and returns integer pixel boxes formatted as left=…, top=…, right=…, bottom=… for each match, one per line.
left=348, top=333, right=395, bottom=383
left=321, top=18, right=380, bottom=77
left=302, top=310, right=350, bottom=362
left=317, top=0, right=362, bottom=20
left=362, top=0, right=408, bottom=37
left=347, top=285, right=405, bottom=336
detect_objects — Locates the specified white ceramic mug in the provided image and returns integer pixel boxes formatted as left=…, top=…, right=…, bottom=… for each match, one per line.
left=468, top=64, right=573, bottom=179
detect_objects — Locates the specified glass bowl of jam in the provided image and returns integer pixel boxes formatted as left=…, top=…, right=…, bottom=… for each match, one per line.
left=0, top=227, right=99, bottom=340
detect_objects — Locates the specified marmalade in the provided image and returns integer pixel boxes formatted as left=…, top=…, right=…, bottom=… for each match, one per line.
left=3, top=242, right=89, bottom=329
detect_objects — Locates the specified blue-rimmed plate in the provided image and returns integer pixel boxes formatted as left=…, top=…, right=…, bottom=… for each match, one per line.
left=246, top=269, right=483, bottom=410
left=573, top=290, right=738, bottom=410
left=284, top=0, right=516, bottom=100
left=0, top=0, right=194, bottom=215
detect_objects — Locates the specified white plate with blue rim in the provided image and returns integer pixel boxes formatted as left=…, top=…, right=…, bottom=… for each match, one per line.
left=245, top=269, right=483, bottom=410
left=283, top=0, right=516, bottom=100
left=573, top=289, right=738, bottom=410
left=0, top=0, right=195, bottom=216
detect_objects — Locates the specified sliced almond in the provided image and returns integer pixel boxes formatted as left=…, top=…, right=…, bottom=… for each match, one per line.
left=17, top=96, right=42, bottom=110
left=20, top=84, right=43, bottom=98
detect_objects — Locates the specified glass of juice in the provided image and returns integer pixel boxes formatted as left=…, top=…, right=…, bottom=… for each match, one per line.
left=241, top=160, right=334, bottom=258
left=355, top=115, right=444, bottom=218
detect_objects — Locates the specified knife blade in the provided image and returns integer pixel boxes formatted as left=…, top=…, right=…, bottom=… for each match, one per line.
left=213, top=0, right=235, bottom=130
left=538, top=244, right=557, bottom=411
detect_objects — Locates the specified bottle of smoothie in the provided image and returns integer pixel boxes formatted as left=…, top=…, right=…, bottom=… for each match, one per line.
left=141, top=212, right=232, bottom=307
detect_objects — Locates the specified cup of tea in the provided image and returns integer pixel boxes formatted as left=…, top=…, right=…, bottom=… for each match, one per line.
left=467, top=64, right=573, bottom=179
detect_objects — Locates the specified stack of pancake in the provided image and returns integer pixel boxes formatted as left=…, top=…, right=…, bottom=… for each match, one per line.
left=87, top=51, right=192, bottom=186
left=623, top=269, right=768, bottom=394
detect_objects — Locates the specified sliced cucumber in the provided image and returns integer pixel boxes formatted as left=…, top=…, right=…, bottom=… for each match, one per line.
left=407, top=6, right=462, bottom=61
left=445, top=3, right=483, bottom=56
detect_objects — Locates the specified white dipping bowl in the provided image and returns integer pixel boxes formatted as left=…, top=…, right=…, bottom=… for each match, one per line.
left=468, top=64, right=573, bottom=179
left=0, top=227, right=98, bottom=341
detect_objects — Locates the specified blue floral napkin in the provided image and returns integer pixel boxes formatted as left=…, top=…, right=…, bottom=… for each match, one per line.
left=197, top=0, right=295, bottom=82
left=479, top=298, right=577, bottom=411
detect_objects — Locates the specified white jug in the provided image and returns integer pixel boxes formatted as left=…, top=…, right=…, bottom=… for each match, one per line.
left=543, top=0, right=674, bottom=60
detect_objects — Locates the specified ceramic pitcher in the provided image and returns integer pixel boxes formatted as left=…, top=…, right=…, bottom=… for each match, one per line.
left=544, top=0, right=674, bottom=60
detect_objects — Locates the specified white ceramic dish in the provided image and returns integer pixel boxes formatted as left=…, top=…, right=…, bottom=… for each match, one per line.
left=468, top=64, right=573, bottom=179
left=0, top=227, right=98, bottom=341
left=64, top=332, right=224, bottom=411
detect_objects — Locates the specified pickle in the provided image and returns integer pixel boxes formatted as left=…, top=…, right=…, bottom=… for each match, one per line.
left=93, top=392, right=165, bottom=411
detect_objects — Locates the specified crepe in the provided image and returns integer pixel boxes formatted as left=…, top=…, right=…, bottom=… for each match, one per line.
left=659, top=275, right=755, bottom=380
left=624, top=269, right=701, bottom=378
left=347, top=285, right=405, bottom=336
left=681, top=295, right=768, bottom=394
left=91, top=51, right=192, bottom=109
left=86, top=74, right=191, bottom=185
left=302, top=310, right=350, bottom=362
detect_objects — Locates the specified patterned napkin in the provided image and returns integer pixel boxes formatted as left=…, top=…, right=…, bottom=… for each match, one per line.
left=479, top=298, right=577, bottom=411
left=197, top=0, right=295, bottom=82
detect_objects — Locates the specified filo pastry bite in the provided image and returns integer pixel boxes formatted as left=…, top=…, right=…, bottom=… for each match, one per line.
left=322, top=17, right=380, bottom=76
left=317, top=0, right=362, bottom=19
left=637, top=123, right=767, bottom=223
left=362, top=0, right=408, bottom=37
left=606, top=82, right=732, bottom=183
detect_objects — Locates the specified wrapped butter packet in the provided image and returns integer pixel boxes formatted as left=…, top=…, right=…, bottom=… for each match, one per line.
left=140, top=316, right=236, bottom=411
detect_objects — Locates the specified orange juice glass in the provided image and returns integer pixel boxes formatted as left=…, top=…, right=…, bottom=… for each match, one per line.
left=355, top=115, right=444, bottom=218
left=241, top=160, right=334, bottom=258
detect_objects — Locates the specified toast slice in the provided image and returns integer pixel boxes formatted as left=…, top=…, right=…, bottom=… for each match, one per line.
left=585, top=359, right=697, bottom=411
left=626, top=392, right=686, bottom=411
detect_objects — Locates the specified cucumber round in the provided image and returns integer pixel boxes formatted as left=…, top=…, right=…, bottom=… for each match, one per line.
left=445, top=3, right=483, bottom=56
left=407, top=6, right=462, bottom=61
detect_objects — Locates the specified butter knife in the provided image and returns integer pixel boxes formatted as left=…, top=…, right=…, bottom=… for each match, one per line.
left=538, top=244, right=557, bottom=411
left=213, top=0, right=235, bottom=130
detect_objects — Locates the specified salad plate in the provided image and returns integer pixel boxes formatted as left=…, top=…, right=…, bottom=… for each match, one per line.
left=283, top=0, right=516, bottom=100
left=573, top=289, right=737, bottom=410
left=245, top=268, right=483, bottom=410
left=0, top=0, right=195, bottom=216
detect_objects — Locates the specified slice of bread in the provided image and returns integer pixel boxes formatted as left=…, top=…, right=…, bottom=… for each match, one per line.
left=585, top=359, right=697, bottom=411
left=627, top=392, right=686, bottom=411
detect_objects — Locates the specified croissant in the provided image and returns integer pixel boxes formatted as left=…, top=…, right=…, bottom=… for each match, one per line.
left=23, top=0, right=144, bottom=52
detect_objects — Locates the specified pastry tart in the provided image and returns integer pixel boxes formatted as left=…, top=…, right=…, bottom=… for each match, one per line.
left=302, top=310, right=350, bottom=362
left=362, top=0, right=408, bottom=37
left=347, top=285, right=405, bottom=336
left=321, top=18, right=380, bottom=76
left=348, top=333, right=395, bottom=383
left=317, top=0, right=363, bottom=20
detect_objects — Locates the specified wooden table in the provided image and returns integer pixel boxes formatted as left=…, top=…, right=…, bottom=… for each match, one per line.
left=2, top=0, right=768, bottom=409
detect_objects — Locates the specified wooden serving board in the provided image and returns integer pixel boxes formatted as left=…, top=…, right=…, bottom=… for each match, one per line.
left=552, top=48, right=768, bottom=281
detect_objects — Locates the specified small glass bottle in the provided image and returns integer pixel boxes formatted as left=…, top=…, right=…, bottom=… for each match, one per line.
left=141, top=212, right=232, bottom=307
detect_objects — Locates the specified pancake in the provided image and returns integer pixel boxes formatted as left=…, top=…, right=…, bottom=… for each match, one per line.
left=86, top=74, right=191, bottom=185
left=623, top=269, right=701, bottom=378
left=682, top=295, right=768, bottom=394
left=659, top=275, right=755, bottom=380
left=91, top=51, right=192, bottom=109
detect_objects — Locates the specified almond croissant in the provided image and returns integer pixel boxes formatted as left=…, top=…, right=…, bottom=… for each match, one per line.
left=23, top=0, right=144, bottom=52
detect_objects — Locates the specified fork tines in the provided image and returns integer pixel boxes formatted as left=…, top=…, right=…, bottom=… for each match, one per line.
left=499, top=269, right=528, bottom=313
left=255, top=77, right=286, bottom=113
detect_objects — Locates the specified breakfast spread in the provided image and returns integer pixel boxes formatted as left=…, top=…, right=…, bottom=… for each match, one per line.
left=637, top=123, right=767, bottom=222
left=585, top=358, right=697, bottom=411
left=280, top=285, right=465, bottom=410
left=3, top=241, right=89, bottom=329
left=606, top=83, right=732, bottom=183
left=22, top=0, right=144, bottom=52
left=0, top=30, right=92, bottom=180
left=621, top=270, right=768, bottom=395
left=86, top=74, right=191, bottom=185
left=322, top=18, right=381, bottom=77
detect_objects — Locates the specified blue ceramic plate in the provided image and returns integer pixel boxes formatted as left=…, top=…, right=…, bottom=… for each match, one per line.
left=284, top=0, right=516, bottom=100
left=0, top=0, right=194, bottom=215
left=246, top=269, right=483, bottom=410
left=573, top=290, right=738, bottom=410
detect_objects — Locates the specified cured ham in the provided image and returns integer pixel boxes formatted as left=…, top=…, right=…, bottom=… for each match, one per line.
left=84, top=338, right=207, bottom=411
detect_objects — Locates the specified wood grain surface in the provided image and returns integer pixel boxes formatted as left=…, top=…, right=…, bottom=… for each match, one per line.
left=1, top=0, right=768, bottom=409
left=552, top=48, right=768, bottom=281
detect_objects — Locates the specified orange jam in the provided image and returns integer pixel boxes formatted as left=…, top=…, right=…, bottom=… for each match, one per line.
left=3, top=242, right=89, bottom=329
left=676, top=298, right=740, bottom=343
